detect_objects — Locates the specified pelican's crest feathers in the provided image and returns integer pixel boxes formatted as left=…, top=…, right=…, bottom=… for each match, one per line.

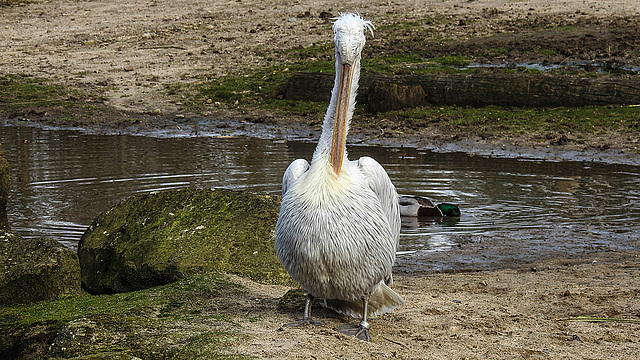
left=332, top=13, right=374, bottom=65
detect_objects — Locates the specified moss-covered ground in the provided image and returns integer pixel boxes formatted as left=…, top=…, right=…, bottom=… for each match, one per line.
left=0, top=274, right=255, bottom=359
left=0, top=74, right=116, bottom=125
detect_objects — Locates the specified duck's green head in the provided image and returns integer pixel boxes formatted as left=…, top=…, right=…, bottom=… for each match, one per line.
left=437, top=203, right=461, bottom=217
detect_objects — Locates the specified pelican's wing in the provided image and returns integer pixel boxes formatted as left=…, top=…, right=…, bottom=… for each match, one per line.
left=356, top=156, right=401, bottom=245
left=282, top=158, right=310, bottom=195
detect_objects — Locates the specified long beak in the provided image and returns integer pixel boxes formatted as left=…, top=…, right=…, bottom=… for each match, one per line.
left=330, top=62, right=354, bottom=175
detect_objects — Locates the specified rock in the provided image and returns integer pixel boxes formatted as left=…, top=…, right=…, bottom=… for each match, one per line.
left=364, top=80, right=427, bottom=112
left=0, top=274, right=245, bottom=359
left=78, top=188, right=291, bottom=294
left=1, top=320, right=60, bottom=360
left=283, top=72, right=428, bottom=111
left=284, top=71, right=640, bottom=109
left=0, top=230, right=81, bottom=305
left=49, top=316, right=146, bottom=359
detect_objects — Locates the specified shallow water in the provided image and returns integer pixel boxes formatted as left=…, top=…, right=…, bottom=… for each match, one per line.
left=1, top=125, right=639, bottom=270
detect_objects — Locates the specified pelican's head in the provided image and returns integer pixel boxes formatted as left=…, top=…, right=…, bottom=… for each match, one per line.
left=327, top=13, right=374, bottom=176
left=333, top=13, right=374, bottom=65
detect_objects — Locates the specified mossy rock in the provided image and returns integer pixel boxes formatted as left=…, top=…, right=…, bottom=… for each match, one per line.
left=0, top=274, right=246, bottom=359
left=0, top=230, right=81, bottom=305
left=78, top=188, right=292, bottom=294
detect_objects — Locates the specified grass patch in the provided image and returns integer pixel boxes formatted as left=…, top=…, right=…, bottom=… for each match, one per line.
left=0, top=74, right=109, bottom=123
left=361, top=53, right=425, bottom=73
left=380, top=105, right=640, bottom=141
left=0, top=74, right=73, bottom=113
left=534, top=49, right=558, bottom=56
left=431, top=56, right=470, bottom=67
left=190, top=58, right=334, bottom=113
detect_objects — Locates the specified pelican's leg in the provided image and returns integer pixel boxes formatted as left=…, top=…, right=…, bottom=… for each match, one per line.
left=337, top=294, right=371, bottom=341
left=355, top=295, right=371, bottom=341
left=284, top=293, right=323, bottom=327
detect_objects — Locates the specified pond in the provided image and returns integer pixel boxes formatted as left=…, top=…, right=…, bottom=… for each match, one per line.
left=1, top=124, right=639, bottom=271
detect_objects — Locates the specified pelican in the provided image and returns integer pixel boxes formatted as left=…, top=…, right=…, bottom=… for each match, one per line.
left=275, top=13, right=404, bottom=341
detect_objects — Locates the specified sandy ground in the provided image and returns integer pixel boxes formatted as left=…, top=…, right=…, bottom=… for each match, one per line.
left=2, top=1, right=640, bottom=358
left=2, top=0, right=639, bottom=114
left=232, top=251, right=640, bottom=359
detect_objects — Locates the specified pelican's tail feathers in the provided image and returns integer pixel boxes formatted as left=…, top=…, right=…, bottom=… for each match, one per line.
left=324, top=298, right=361, bottom=319
left=324, top=282, right=405, bottom=319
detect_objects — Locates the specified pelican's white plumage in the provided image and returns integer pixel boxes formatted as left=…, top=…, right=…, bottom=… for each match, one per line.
left=275, top=13, right=403, bottom=341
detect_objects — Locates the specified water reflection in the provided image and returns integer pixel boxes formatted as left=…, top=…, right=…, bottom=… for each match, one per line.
left=1, top=125, right=639, bottom=269
left=2, top=126, right=302, bottom=248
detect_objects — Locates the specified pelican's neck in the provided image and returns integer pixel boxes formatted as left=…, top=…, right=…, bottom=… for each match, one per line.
left=312, top=55, right=361, bottom=169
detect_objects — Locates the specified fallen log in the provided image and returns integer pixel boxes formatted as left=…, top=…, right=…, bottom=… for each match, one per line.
left=282, top=72, right=640, bottom=111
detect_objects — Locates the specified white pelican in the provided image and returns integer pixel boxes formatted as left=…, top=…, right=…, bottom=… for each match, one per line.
left=275, top=13, right=404, bottom=341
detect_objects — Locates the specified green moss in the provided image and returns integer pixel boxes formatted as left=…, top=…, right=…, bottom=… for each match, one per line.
left=477, top=47, right=509, bottom=58
left=381, top=104, right=640, bottom=141
left=0, top=74, right=63, bottom=113
left=534, top=49, right=558, bottom=56
left=361, top=53, right=425, bottom=73
left=0, top=233, right=81, bottom=305
left=0, top=74, right=109, bottom=123
left=283, top=42, right=333, bottom=60
left=431, top=56, right=470, bottom=67
left=79, top=188, right=293, bottom=294
left=191, top=58, right=334, bottom=113
left=167, top=331, right=253, bottom=360
left=0, top=274, right=251, bottom=359
left=276, top=288, right=306, bottom=312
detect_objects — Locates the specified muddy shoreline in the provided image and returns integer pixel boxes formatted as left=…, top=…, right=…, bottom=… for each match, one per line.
left=5, top=114, right=640, bottom=167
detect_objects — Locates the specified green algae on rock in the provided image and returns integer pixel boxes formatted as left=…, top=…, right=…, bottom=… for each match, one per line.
left=78, top=188, right=292, bottom=294
left=0, top=274, right=248, bottom=359
left=0, top=230, right=81, bottom=305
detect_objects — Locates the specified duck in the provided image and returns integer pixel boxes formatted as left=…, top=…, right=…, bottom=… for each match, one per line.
left=398, top=195, right=461, bottom=218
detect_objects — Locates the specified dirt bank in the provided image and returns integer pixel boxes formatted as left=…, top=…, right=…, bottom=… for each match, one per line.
left=2, top=0, right=638, bottom=114
left=2, top=0, right=640, bottom=165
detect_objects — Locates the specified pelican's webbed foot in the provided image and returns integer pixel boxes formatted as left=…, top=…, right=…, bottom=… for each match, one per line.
left=337, top=320, right=371, bottom=341
left=336, top=295, right=372, bottom=341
